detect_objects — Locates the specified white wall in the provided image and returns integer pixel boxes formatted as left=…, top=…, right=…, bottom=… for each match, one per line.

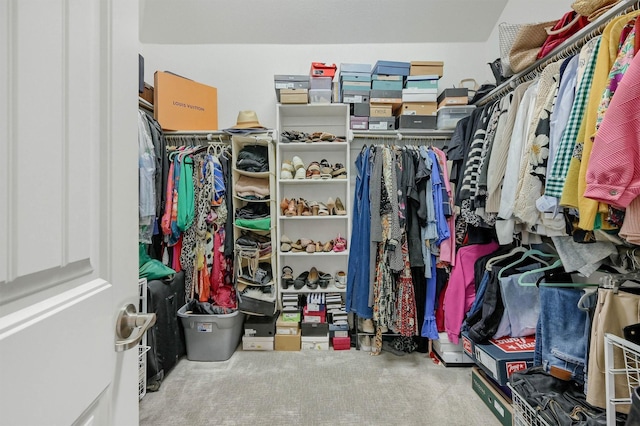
left=140, top=0, right=573, bottom=131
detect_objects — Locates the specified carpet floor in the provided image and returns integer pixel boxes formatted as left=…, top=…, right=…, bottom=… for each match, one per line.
left=139, top=346, right=501, bottom=426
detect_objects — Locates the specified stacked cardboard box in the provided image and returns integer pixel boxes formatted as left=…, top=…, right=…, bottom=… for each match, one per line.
left=242, top=312, right=278, bottom=351
left=338, top=63, right=372, bottom=130
left=396, top=61, right=443, bottom=130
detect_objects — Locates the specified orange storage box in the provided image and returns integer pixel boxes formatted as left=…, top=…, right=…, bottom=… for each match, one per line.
left=310, top=62, right=337, bottom=78
left=154, top=71, right=218, bottom=131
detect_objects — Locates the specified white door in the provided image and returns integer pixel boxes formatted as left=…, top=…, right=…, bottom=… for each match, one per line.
left=0, top=1, right=141, bottom=425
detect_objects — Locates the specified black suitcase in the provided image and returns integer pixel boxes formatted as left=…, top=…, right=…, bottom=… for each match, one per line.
left=146, top=271, right=186, bottom=391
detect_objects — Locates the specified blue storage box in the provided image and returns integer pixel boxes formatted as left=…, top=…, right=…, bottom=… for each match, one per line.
left=340, top=63, right=372, bottom=73
left=340, top=73, right=372, bottom=82
left=372, top=60, right=411, bottom=76
left=372, top=80, right=404, bottom=91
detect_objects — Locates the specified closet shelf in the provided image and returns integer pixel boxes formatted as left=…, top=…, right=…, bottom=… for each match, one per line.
left=279, top=179, right=349, bottom=185
left=233, top=195, right=271, bottom=203
left=233, top=223, right=275, bottom=232
left=278, top=142, right=349, bottom=152
left=350, top=129, right=453, bottom=140
left=280, top=285, right=346, bottom=294
left=232, top=168, right=273, bottom=178
left=279, top=215, right=349, bottom=220
left=280, top=251, right=349, bottom=257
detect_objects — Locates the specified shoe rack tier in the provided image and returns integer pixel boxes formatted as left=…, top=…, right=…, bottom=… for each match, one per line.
left=276, top=103, right=350, bottom=300
left=231, top=134, right=278, bottom=317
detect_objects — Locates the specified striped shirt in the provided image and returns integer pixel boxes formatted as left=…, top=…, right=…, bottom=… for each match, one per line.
left=545, top=36, right=602, bottom=197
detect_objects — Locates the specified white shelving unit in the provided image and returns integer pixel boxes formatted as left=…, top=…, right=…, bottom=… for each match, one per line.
left=276, top=103, right=351, bottom=300
left=232, top=134, right=278, bottom=317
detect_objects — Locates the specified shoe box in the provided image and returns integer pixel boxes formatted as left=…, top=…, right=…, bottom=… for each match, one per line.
left=401, top=102, right=437, bottom=116
left=274, top=75, right=309, bottom=102
left=301, top=335, right=329, bottom=350
left=332, top=336, right=351, bottom=350
left=303, top=305, right=326, bottom=323
left=369, top=90, right=402, bottom=105
left=372, top=60, right=410, bottom=76
left=350, top=116, right=368, bottom=130
left=329, top=323, right=349, bottom=338
left=342, top=90, right=370, bottom=104
left=409, top=61, right=444, bottom=77
left=242, top=336, right=274, bottom=351
left=471, top=367, right=513, bottom=426
left=275, top=330, right=301, bottom=351
left=280, top=88, right=309, bottom=104
left=431, top=332, right=474, bottom=366
left=437, top=88, right=469, bottom=109
left=301, top=321, right=329, bottom=337
left=276, top=313, right=299, bottom=335
left=396, top=115, right=437, bottom=130
left=244, top=312, right=278, bottom=337
left=471, top=334, right=536, bottom=387
left=350, top=103, right=370, bottom=117
left=401, top=88, right=437, bottom=103
left=237, top=285, right=277, bottom=316
left=368, top=117, right=396, bottom=131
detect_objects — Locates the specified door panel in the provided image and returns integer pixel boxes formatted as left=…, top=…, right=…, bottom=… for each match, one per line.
left=0, top=281, right=112, bottom=425
left=0, top=0, right=139, bottom=424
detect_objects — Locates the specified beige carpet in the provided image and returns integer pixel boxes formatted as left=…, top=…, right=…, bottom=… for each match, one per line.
left=139, top=346, right=501, bottom=426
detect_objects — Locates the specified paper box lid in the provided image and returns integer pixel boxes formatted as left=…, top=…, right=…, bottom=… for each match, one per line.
left=410, top=61, right=444, bottom=66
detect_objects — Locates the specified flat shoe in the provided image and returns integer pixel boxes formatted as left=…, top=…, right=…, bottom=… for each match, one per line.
left=294, top=271, right=309, bottom=290
left=307, top=267, right=319, bottom=289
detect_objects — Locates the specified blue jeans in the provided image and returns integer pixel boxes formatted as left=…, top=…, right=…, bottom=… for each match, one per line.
left=536, top=286, right=589, bottom=383
left=346, top=147, right=373, bottom=318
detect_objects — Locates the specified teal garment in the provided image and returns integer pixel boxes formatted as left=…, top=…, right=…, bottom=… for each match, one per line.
left=177, top=156, right=194, bottom=231
left=235, top=217, right=271, bottom=231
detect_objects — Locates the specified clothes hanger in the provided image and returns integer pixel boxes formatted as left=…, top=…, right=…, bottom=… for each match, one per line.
left=485, top=246, right=528, bottom=271
left=497, top=249, right=559, bottom=279
left=515, top=259, right=598, bottom=288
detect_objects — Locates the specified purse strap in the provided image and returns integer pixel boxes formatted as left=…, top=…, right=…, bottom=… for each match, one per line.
left=545, top=13, right=582, bottom=35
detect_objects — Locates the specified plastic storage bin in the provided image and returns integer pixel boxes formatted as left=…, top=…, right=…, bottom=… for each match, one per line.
left=309, top=89, right=332, bottom=104
left=437, top=105, right=476, bottom=130
left=178, top=304, right=244, bottom=361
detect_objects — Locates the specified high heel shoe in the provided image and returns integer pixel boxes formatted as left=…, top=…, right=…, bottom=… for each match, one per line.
left=335, top=197, right=346, bottom=215
left=327, top=197, right=336, bottom=215
left=309, top=201, right=319, bottom=216
left=285, top=199, right=297, bottom=217
left=296, top=198, right=305, bottom=216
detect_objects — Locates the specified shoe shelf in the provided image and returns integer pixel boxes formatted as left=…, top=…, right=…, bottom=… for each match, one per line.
left=231, top=134, right=278, bottom=317
left=276, top=103, right=351, bottom=313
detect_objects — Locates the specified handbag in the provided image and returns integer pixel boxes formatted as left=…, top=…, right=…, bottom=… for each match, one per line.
left=537, top=11, right=590, bottom=59
left=499, top=22, right=522, bottom=77
left=572, top=0, right=620, bottom=21
left=508, top=20, right=557, bottom=73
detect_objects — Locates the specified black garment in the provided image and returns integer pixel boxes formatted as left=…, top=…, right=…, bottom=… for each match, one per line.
left=236, top=145, right=269, bottom=172
left=412, top=266, right=426, bottom=336
left=235, top=203, right=270, bottom=219
left=510, top=367, right=618, bottom=426
left=627, top=386, right=640, bottom=426
left=220, top=151, right=234, bottom=258
left=403, top=149, right=423, bottom=267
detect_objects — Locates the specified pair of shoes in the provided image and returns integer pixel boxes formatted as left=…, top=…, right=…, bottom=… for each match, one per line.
left=280, top=234, right=292, bottom=252
left=333, top=234, right=347, bottom=252
left=280, top=161, right=294, bottom=179
left=306, top=161, right=321, bottom=179
left=358, top=317, right=375, bottom=333
left=359, top=335, right=372, bottom=352
left=334, top=271, right=346, bottom=289
left=332, top=163, right=347, bottom=179
left=326, top=197, right=347, bottom=215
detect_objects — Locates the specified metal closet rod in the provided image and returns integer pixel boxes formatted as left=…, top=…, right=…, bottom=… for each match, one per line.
left=476, top=0, right=640, bottom=106
left=351, top=131, right=452, bottom=141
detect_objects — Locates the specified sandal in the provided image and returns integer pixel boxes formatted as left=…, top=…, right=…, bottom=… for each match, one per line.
left=333, top=234, right=347, bottom=252
left=281, top=266, right=294, bottom=289
left=292, top=156, right=305, bottom=170
left=309, top=201, right=319, bottom=216
left=280, top=198, right=290, bottom=215
left=299, top=200, right=312, bottom=216
left=307, top=267, right=319, bottom=289
left=280, top=162, right=294, bottom=180
left=332, top=163, right=347, bottom=179
left=291, top=240, right=303, bottom=252
left=293, top=271, right=309, bottom=290
left=306, top=242, right=316, bottom=253
left=319, top=159, right=333, bottom=178
left=281, top=234, right=292, bottom=252
left=322, top=240, right=333, bottom=252
left=306, top=161, right=321, bottom=179
left=317, top=202, right=329, bottom=216
left=335, top=197, right=347, bottom=215
left=294, top=167, right=306, bottom=179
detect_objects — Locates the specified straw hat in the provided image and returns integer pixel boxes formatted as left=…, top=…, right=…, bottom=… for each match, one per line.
left=232, top=110, right=266, bottom=129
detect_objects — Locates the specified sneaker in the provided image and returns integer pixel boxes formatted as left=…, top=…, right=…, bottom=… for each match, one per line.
left=362, top=318, right=375, bottom=333
left=360, top=335, right=372, bottom=352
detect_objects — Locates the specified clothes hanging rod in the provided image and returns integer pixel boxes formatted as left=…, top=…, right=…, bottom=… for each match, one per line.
left=475, top=0, right=640, bottom=106
left=350, top=129, right=453, bottom=140
left=138, top=97, right=154, bottom=112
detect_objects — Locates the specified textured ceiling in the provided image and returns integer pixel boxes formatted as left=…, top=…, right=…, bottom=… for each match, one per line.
left=139, top=0, right=509, bottom=44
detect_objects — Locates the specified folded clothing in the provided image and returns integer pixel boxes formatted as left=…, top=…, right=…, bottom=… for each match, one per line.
left=236, top=145, right=269, bottom=172
left=235, top=217, right=270, bottom=231
left=235, top=175, right=270, bottom=198
left=236, top=203, right=270, bottom=219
